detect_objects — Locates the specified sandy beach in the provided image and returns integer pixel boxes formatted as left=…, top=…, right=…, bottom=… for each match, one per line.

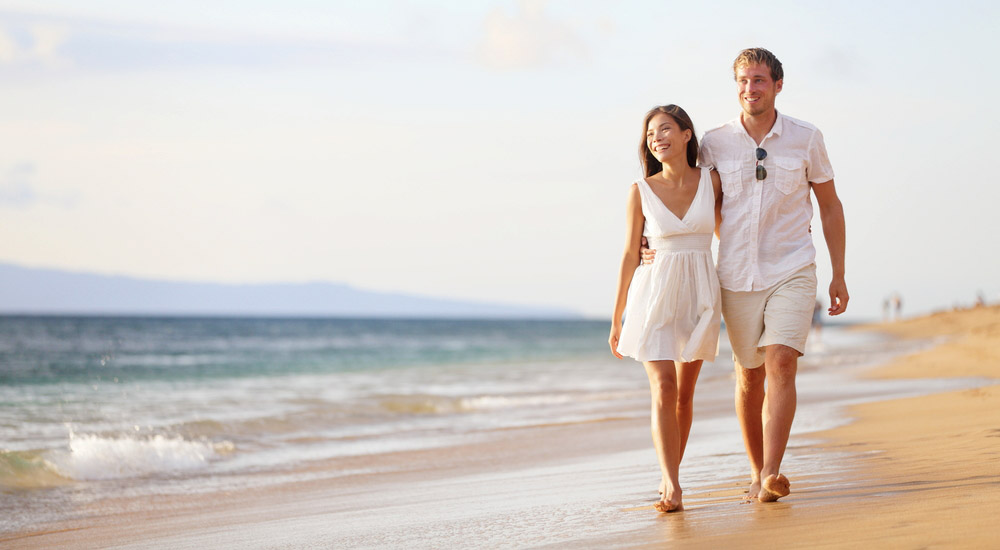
left=3, top=307, right=999, bottom=549
left=614, top=305, right=1000, bottom=548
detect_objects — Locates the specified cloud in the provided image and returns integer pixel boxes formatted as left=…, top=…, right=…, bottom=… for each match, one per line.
left=30, top=23, right=68, bottom=61
left=0, top=28, right=15, bottom=62
left=0, top=23, right=69, bottom=67
left=476, top=0, right=588, bottom=70
left=0, top=163, right=78, bottom=209
left=0, top=163, right=39, bottom=207
left=0, top=10, right=445, bottom=77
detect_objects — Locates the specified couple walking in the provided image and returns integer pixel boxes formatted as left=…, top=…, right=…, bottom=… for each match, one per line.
left=609, top=48, right=848, bottom=513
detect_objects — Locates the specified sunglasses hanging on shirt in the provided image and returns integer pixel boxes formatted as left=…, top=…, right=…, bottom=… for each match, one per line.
left=755, top=147, right=767, bottom=181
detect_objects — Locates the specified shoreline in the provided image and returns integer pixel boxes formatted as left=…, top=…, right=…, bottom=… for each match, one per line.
left=609, top=305, right=1000, bottom=548
left=4, top=308, right=999, bottom=548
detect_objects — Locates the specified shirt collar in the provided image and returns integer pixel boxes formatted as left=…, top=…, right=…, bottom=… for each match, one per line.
left=731, top=110, right=784, bottom=138
left=770, top=111, right=784, bottom=137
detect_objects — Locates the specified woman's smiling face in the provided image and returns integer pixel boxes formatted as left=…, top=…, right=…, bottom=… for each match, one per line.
left=646, top=112, right=691, bottom=165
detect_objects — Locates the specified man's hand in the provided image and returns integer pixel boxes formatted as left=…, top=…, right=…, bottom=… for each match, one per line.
left=812, top=180, right=847, bottom=316
left=640, top=236, right=655, bottom=265
left=828, top=278, right=849, bottom=315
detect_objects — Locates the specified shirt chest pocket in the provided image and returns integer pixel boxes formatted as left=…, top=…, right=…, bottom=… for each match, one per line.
left=774, top=156, right=806, bottom=194
left=716, top=160, right=745, bottom=199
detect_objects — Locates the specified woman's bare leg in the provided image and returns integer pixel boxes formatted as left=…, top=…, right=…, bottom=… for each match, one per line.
left=674, top=360, right=702, bottom=463
left=644, top=360, right=683, bottom=512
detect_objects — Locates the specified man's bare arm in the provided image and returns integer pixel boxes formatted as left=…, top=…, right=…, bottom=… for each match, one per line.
left=711, top=170, right=722, bottom=239
left=639, top=237, right=655, bottom=264
left=811, top=179, right=848, bottom=315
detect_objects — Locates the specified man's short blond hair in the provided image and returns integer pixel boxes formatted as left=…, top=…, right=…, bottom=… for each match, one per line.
left=733, top=48, right=783, bottom=82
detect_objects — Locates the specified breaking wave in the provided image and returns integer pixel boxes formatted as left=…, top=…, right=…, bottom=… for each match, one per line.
left=0, top=432, right=234, bottom=489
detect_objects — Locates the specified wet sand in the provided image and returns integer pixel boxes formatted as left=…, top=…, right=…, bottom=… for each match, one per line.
left=4, top=306, right=999, bottom=549
left=612, top=305, right=1000, bottom=548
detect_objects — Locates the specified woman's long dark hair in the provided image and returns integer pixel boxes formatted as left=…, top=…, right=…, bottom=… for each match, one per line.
left=639, top=104, right=698, bottom=177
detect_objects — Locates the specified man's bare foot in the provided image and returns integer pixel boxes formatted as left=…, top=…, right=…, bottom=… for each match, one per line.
left=743, top=479, right=761, bottom=502
left=758, top=474, right=790, bottom=502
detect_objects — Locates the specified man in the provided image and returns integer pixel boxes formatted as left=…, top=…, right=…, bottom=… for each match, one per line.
left=643, top=47, right=848, bottom=502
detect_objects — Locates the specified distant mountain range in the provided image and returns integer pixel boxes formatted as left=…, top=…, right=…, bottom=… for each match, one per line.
left=0, top=262, right=579, bottom=318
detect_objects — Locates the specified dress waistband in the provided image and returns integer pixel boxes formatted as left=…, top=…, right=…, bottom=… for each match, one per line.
left=647, top=233, right=712, bottom=252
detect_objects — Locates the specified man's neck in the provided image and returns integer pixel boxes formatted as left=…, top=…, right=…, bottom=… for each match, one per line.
left=740, top=109, right=778, bottom=145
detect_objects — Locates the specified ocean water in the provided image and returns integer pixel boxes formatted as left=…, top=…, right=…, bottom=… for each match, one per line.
left=0, top=315, right=973, bottom=537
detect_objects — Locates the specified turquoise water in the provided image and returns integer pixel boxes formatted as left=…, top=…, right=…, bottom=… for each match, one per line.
left=0, top=315, right=970, bottom=536
left=1, top=316, right=657, bottom=530
left=0, top=316, right=610, bottom=384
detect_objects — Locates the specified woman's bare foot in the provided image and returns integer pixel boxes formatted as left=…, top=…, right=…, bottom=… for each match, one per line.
left=654, top=497, right=683, bottom=512
left=654, top=488, right=683, bottom=513
left=743, top=478, right=761, bottom=502
left=759, top=474, right=790, bottom=502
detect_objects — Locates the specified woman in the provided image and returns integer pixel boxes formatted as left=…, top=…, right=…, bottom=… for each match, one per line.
left=609, top=104, right=722, bottom=513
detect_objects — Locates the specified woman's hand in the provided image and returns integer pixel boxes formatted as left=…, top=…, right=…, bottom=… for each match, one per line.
left=609, top=324, right=624, bottom=359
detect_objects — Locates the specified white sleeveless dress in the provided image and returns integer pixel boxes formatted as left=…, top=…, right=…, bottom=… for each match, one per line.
left=616, top=168, right=722, bottom=362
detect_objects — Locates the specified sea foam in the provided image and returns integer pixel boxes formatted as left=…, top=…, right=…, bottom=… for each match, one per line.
left=51, top=432, right=234, bottom=481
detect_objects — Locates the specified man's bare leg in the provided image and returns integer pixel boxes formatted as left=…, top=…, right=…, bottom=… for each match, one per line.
left=735, top=362, right=765, bottom=500
left=644, top=361, right=683, bottom=512
left=758, top=344, right=798, bottom=502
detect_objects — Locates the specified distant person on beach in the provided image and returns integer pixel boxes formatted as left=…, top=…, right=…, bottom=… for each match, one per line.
left=642, top=48, right=848, bottom=503
left=811, top=299, right=824, bottom=346
left=884, top=292, right=903, bottom=321
left=609, top=104, right=723, bottom=513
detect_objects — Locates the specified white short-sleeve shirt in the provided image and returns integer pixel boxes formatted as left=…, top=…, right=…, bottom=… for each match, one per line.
left=700, top=112, right=834, bottom=292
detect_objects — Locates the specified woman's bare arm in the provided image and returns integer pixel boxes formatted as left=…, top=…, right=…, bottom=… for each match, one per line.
left=609, top=184, right=645, bottom=358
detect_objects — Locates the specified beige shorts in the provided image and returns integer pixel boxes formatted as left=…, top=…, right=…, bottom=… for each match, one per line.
left=721, top=264, right=817, bottom=369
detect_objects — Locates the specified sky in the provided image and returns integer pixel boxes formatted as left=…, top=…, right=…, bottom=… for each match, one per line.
left=1, top=0, right=998, bottom=321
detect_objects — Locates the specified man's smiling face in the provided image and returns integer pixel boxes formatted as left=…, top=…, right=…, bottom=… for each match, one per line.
left=736, top=63, right=782, bottom=117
